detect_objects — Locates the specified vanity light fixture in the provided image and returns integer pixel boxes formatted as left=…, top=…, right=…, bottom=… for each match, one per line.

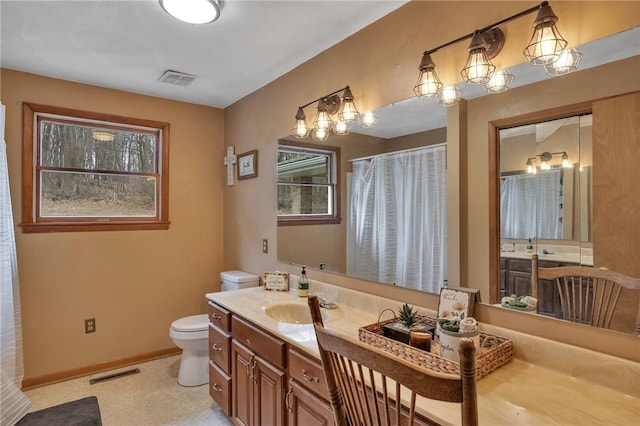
left=291, top=86, right=370, bottom=140
left=159, top=0, right=221, bottom=24
left=525, top=151, right=572, bottom=174
left=413, top=1, right=576, bottom=105
left=437, top=85, right=462, bottom=107
left=484, top=69, right=514, bottom=93
left=361, top=111, right=378, bottom=128
left=544, top=47, right=583, bottom=76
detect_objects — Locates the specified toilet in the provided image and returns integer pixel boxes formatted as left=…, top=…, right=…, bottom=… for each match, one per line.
left=170, top=270, right=260, bottom=386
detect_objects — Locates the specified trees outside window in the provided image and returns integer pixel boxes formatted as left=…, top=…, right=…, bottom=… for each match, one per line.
left=21, top=103, right=170, bottom=232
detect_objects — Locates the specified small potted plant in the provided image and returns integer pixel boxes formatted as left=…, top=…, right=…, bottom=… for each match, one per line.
left=382, top=303, right=432, bottom=345
left=437, top=302, right=480, bottom=362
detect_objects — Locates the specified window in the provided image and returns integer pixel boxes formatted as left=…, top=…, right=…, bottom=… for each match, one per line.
left=277, top=140, right=340, bottom=225
left=21, top=103, right=170, bottom=232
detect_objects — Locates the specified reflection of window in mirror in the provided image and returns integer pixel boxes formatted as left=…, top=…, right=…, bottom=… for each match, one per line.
left=277, top=140, right=341, bottom=226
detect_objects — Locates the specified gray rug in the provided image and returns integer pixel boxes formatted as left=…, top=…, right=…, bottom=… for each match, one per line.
left=16, top=396, right=102, bottom=426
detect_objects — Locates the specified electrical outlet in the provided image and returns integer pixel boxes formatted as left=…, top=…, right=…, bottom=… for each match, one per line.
left=85, top=318, right=96, bottom=334
left=262, top=238, right=268, bottom=254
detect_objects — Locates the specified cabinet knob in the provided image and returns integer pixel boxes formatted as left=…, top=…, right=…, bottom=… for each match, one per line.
left=245, top=338, right=251, bottom=347
left=212, top=383, right=223, bottom=392
left=211, top=313, right=222, bottom=320
left=300, top=369, right=320, bottom=383
left=212, top=344, right=222, bottom=352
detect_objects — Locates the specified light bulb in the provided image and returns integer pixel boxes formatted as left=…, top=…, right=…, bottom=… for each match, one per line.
left=312, top=128, right=329, bottom=141
left=545, top=48, right=583, bottom=76
left=540, top=160, right=551, bottom=171
left=333, top=120, right=349, bottom=135
left=437, top=85, right=462, bottom=107
left=361, top=112, right=377, bottom=128
left=413, top=52, right=442, bottom=99
left=484, top=69, right=514, bottom=93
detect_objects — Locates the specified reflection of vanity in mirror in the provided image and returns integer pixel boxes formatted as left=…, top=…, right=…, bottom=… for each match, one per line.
left=278, top=27, right=639, bottom=336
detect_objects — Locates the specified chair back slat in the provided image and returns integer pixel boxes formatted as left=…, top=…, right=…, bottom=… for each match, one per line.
left=533, top=257, right=640, bottom=333
left=308, top=295, right=478, bottom=426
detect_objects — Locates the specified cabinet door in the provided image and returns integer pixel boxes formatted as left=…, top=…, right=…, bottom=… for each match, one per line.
left=287, top=380, right=336, bottom=426
left=506, top=270, right=531, bottom=296
left=254, top=356, right=286, bottom=426
left=232, top=340, right=254, bottom=426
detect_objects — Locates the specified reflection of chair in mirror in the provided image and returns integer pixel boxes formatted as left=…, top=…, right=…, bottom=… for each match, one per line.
left=307, top=295, right=478, bottom=426
left=532, top=255, right=640, bottom=334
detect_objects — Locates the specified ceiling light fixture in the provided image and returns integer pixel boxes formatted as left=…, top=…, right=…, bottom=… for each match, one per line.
left=291, top=86, right=369, bottom=140
left=92, top=130, right=115, bottom=142
left=413, top=1, right=576, bottom=106
left=159, top=0, right=221, bottom=25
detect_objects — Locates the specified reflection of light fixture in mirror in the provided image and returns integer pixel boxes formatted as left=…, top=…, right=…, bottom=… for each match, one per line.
left=92, top=130, right=115, bottom=142
left=159, top=0, right=221, bottom=24
left=460, top=31, right=499, bottom=85
left=413, top=2, right=576, bottom=102
left=413, top=52, right=442, bottom=99
left=333, top=120, right=350, bottom=135
left=361, top=112, right=378, bottom=128
left=526, top=151, right=572, bottom=173
left=526, top=158, right=537, bottom=174
left=484, top=69, right=514, bottom=93
left=437, top=85, right=462, bottom=106
left=292, top=85, right=366, bottom=140
left=523, top=2, right=567, bottom=66
left=311, top=127, right=329, bottom=142
left=544, top=47, right=583, bottom=76
left=291, top=107, right=310, bottom=138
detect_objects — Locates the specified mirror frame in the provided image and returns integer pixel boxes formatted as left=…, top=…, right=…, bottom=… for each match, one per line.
left=488, top=100, right=593, bottom=304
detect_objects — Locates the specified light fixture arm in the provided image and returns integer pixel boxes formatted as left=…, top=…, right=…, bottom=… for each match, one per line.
left=423, top=1, right=549, bottom=57
left=297, top=86, right=350, bottom=110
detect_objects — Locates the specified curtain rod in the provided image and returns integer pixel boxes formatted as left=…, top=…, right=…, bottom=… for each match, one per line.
left=347, top=142, right=446, bottom=163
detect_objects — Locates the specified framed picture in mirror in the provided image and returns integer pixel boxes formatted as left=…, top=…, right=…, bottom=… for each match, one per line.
left=238, top=150, right=258, bottom=179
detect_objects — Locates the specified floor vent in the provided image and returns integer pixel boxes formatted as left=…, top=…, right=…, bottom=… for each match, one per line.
left=89, top=368, right=140, bottom=385
left=158, top=70, right=197, bottom=86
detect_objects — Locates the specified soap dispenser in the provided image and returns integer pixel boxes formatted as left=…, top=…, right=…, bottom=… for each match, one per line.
left=526, top=238, right=534, bottom=253
left=298, top=266, right=309, bottom=297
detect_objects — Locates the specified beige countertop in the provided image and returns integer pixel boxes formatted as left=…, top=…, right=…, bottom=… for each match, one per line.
left=206, top=285, right=639, bottom=425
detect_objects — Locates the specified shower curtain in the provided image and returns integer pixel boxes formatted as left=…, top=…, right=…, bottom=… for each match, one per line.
left=347, top=145, right=447, bottom=293
left=0, top=103, right=32, bottom=425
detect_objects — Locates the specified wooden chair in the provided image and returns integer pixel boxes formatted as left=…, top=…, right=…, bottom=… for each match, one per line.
left=308, top=295, right=478, bottom=426
left=532, top=255, right=640, bottom=333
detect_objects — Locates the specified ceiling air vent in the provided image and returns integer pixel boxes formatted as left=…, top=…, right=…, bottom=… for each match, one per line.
left=158, top=70, right=197, bottom=87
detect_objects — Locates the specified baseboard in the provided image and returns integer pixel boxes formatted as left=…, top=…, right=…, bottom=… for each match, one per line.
left=21, top=347, right=181, bottom=390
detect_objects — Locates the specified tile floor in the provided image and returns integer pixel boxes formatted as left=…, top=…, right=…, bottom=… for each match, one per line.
left=23, top=355, right=233, bottom=425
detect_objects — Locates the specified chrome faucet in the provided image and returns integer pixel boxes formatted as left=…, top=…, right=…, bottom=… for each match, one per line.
left=318, top=296, right=337, bottom=309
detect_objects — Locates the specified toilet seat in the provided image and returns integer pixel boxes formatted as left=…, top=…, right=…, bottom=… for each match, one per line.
left=171, top=314, right=209, bottom=332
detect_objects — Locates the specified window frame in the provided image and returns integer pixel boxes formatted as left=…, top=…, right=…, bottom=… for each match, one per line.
left=277, top=140, right=341, bottom=226
left=21, top=103, right=171, bottom=233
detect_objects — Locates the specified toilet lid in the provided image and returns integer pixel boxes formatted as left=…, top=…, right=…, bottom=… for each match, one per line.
left=171, top=314, right=209, bottom=332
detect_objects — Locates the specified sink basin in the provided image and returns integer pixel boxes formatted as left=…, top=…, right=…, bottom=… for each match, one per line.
left=261, top=302, right=329, bottom=324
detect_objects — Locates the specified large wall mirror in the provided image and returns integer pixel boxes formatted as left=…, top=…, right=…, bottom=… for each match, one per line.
left=278, top=27, right=639, bottom=334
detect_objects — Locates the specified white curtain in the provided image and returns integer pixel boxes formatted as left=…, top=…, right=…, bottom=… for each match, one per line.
left=347, top=146, right=447, bottom=293
left=0, top=103, right=32, bottom=425
left=500, top=169, right=563, bottom=240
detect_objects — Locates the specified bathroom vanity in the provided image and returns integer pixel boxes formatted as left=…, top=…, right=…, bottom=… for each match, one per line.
left=206, top=284, right=639, bottom=425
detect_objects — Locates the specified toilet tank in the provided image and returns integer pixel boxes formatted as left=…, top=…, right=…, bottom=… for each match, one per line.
left=220, top=270, right=260, bottom=292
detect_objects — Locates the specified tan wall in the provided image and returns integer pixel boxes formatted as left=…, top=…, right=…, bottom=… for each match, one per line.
left=224, top=1, right=640, bottom=361
left=1, top=69, right=225, bottom=381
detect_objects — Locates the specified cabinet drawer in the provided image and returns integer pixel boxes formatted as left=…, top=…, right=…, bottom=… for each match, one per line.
left=232, top=315, right=286, bottom=369
left=288, top=349, right=329, bottom=400
left=509, top=259, right=532, bottom=272
left=209, top=361, right=231, bottom=417
left=209, top=324, right=231, bottom=374
left=208, top=302, right=231, bottom=331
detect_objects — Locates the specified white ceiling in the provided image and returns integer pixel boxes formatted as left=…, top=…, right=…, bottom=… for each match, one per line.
left=0, top=0, right=408, bottom=108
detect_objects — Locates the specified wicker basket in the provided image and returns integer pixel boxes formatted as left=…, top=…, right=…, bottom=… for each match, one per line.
left=358, top=315, right=513, bottom=379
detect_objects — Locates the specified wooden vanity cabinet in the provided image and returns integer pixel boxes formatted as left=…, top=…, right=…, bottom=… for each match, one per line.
left=231, top=316, right=287, bottom=426
left=208, top=302, right=232, bottom=416
left=501, top=257, right=578, bottom=317
left=287, top=348, right=335, bottom=426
